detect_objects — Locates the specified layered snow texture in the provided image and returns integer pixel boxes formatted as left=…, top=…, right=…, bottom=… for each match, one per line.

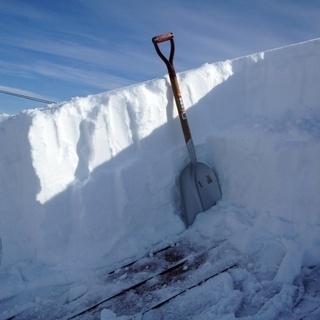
left=0, top=39, right=320, bottom=314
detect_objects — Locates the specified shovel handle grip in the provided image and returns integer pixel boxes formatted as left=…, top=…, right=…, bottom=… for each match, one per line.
left=152, top=32, right=174, bottom=43
left=152, top=32, right=175, bottom=74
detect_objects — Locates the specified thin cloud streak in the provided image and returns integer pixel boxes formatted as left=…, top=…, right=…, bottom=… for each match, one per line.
left=21, top=61, right=134, bottom=91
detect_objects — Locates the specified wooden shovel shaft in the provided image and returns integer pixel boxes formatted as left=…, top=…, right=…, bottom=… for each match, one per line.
left=170, top=75, right=197, bottom=163
left=152, top=32, right=197, bottom=164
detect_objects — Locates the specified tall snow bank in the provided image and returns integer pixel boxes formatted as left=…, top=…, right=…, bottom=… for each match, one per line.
left=0, top=62, right=231, bottom=269
left=0, top=39, right=320, bottom=280
left=206, top=39, right=320, bottom=281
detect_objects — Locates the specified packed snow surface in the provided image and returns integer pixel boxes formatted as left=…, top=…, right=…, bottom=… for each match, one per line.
left=0, top=38, right=320, bottom=319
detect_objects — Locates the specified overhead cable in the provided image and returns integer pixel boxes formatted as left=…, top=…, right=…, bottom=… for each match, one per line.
left=0, top=88, right=56, bottom=104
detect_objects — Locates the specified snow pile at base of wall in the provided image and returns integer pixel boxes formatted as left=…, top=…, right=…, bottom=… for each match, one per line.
left=0, top=39, right=319, bottom=284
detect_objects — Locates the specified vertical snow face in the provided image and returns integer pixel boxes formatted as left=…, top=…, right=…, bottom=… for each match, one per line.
left=0, top=39, right=320, bottom=273
left=0, top=113, right=41, bottom=266
left=203, top=39, right=320, bottom=276
left=0, top=63, right=231, bottom=268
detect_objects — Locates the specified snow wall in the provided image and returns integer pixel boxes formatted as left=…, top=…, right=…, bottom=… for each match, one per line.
left=0, top=39, right=320, bottom=280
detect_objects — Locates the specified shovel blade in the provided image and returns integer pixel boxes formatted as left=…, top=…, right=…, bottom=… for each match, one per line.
left=179, top=162, right=222, bottom=227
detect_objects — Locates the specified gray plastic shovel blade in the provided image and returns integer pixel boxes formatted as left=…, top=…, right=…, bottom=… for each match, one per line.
left=179, top=162, right=222, bottom=227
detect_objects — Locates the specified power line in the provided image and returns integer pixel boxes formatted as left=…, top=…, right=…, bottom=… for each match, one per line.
left=0, top=88, right=56, bottom=104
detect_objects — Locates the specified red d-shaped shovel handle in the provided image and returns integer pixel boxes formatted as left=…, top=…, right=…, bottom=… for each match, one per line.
left=152, top=32, right=175, bottom=77
left=152, top=32, right=174, bottom=43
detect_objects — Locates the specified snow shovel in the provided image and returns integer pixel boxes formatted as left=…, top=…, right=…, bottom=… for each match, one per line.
left=152, top=32, right=222, bottom=227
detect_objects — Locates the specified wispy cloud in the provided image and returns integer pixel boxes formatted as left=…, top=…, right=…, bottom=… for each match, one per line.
left=0, top=1, right=49, bottom=22
left=5, top=37, right=113, bottom=67
left=1, top=34, right=163, bottom=89
left=22, top=61, right=133, bottom=91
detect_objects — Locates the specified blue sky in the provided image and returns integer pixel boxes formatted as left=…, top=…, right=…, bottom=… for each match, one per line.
left=1, top=0, right=319, bottom=114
